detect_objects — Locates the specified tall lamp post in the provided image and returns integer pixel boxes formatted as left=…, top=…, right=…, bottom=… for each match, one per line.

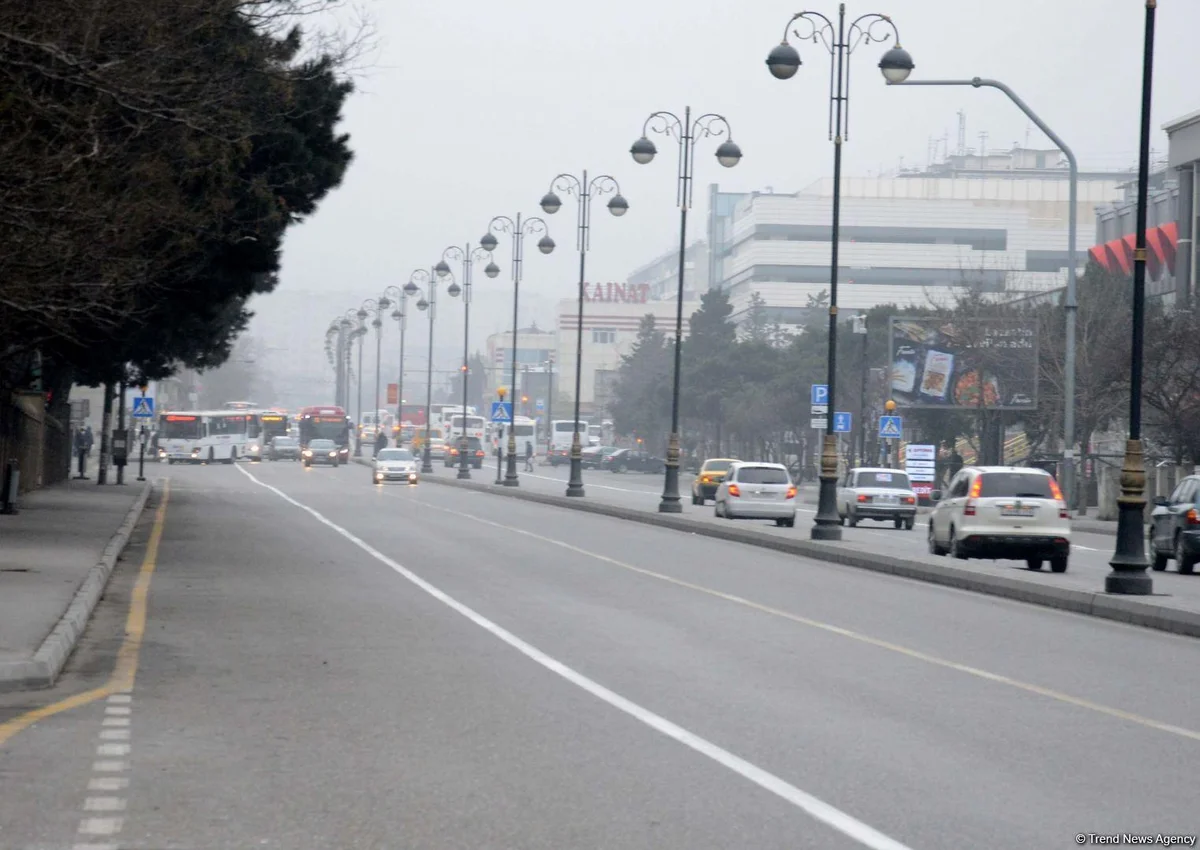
left=629, top=108, right=742, bottom=513
left=381, top=285, right=408, bottom=440
left=436, top=243, right=497, bottom=479
left=409, top=266, right=458, bottom=474
left=1107, top=0, right=1157, bottom=596
left=354, top=298, right=384, bottom=457
left=480, top=214, right=556, bottom=486
left=888, top=77, right=1079, bottom=511
left=852, top=314, right=868, bottom=467
left=766, top=4, right=914, bottom=539
left=540, top=170, right=629, bottom=498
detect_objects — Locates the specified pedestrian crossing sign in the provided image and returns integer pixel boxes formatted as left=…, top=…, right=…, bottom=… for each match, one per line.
left=490, top=401, right=513, bottom=423
left=131, top=396, right=155, bottom=418
left=879, top=415, right=902, bottom=439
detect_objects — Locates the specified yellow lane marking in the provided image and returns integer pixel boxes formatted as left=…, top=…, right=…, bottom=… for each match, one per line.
left=0, top=481, right=170, bottom=748
left=405, top=493, right=1200, bottom=744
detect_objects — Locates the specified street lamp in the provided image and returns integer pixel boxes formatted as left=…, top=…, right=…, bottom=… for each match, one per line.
left=1107, top=0, right=1157, bottom=596
left=494, top=386, right=507, bottom=484
left=766, top=5, right=913, bottom=540
left=437, top=243, right=495, bottom=479
left=353, top=298, right=384, bottom=457
left=410, top=266, right=461, bottom=474
left=887, top=77, right=1080, bottom=513
left=380, top=285, right=409, bottom=440
left=629, top=107, right=741, bottom=513
left=852, top=314, right=868, bottom=467
left=541, top=170, right=629, bottom=497
left=481, top=214, right=556, bottom=486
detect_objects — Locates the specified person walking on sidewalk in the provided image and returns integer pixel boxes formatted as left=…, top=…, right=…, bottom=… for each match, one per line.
left=374, top=429, right=388, bottom=457
left=74, top=426, right=90, bottom=479
left=524, top=440, right=534, bottom=472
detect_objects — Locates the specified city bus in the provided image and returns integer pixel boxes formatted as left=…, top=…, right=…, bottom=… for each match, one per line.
left=246, top=410, right=289, bottom=461
left=157, top=410, right=248, bottom=464
left=297, top=405, right=352, bottom=462
left=548, top=418, right=589, bottom=465
left=493, top=415, right=537, bottom=460
left=446, top=411, right=487, bottom=444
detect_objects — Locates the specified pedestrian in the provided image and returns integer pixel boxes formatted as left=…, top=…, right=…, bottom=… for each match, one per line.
left=74, top=426, right=90, bottom=478
left=84, top=425, right=95, bottom=455
left=524, top=440, right=534, bottom=472
left=374, top=429, right=388, bottom=456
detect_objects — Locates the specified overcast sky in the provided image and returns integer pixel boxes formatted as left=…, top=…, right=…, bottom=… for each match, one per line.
left=262, top=0, right=1200, bottom=350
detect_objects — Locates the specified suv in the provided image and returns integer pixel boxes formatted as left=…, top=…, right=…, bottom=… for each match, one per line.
left=928, top=466, right=1070, bottom=572
left=444, top=436, right=486, bottom=469
left=837, top=467, right=918, bottom=529
left=1149, top=474, right=1200, bottom=574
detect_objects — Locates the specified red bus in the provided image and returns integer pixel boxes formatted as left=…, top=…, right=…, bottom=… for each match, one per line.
left=298, top=405, right=351, bottom=459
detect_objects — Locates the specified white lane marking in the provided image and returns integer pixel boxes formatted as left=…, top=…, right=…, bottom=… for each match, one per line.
left=107, top=694, right=131, bottom=704
left=104, top=705, right=130, bottom=716
left=88, top=777, right=129, bottom=792
left=96, top=743, right=129, bottom=757
left=84, top=798, right=127, bottom=812
left=91, top=761, right=128, bottom=772
left=99, top=729, right=130, bottom=741
left=73, top=843, right=119, bottom=850
left=77, top=818, right=123, bottom=836
left=521, top=471, right=661, bottom=496
left=102, top=717, right=130, bottom=727
left=237, top=463, right=913, bottom=850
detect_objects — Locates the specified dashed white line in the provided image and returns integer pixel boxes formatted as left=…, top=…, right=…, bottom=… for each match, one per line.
left=96, top=743, right=130, bottom=757
left=91, top=761, right=128, bottom=772
left=77, top=817, right=123, bottom=835
left=84, top=797, right=127, bottom=812
left=88, top=777, right=130, bottom=792
left=76, top=693, right=133, bottom=847
left=98, top=728, right=130, bottom=741
left=240, top=464, right=914, bottom=850
left=101, top=717, right=130, bottom=727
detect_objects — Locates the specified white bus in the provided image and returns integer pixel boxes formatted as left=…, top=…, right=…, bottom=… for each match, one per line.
left=447, top=412, right=487, bottom=444
left=158, top=410, right=249, bottom=464
left=548, top=418, right=588, bottom=465
left=493, top=415, right=536, bottom=458
left=359, top=409, right=395, bottom=443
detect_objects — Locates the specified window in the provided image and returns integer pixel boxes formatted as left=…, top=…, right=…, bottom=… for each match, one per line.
left=736, top=466, right=790, bottom=484
left=855, top=471, right=911, bottom=490
left=977, top=473, right=1054, bottom=499
left=592, top=328, right=617, bottom=344
left=949, top=474, right=970, bottom=498
left=377, top=449, right=414, bottom=461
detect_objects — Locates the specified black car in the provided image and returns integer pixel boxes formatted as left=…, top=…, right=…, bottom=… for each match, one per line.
left=601, top=448, right=662, bottom=474
left=1150, top=474, right=1200, bottom=574
left=302, top=439, right=341, bottom=467
left=444, top=436, right=486, bottom=469
left=581, top=445, right=619, bottom=469
left=267, top=436, right=301, bottom=461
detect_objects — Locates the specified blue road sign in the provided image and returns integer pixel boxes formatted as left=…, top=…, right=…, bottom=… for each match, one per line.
left=879, top=415, right=902, bottom=439
left=490, top=401, right=513, bottom=423
left=535, top=398, right=545, bottom=412
left=131, top=396, right=155, bottom=418
left=810, top=384, right=829, bottom=405
left=833, top=411, right=852, bottom=433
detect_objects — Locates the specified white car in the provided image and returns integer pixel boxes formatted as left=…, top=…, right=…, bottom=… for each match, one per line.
left=714, top=462, right=797, bottom=527
left=837, top=467, right=918, bottom=529
left=372, top=448, right=419, bottom=485
left=928, top=466, right=1070, bottom=572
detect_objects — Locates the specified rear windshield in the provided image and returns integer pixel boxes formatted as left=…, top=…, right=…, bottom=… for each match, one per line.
left=736, top=467, right=790, bottom=485
left=272, top=437, right=296, bottom=447
left=979, top=473, right=1055, bottom=499
left=856, top=471, right=911, bottom=489
left=377, top=449, right=413, bottom=461
left=704, top=460, right=733, bottom=472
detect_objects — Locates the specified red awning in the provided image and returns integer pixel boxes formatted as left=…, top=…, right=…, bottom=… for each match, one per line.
left=1090, top=223, right=1180, bottom=277
left=1088, top=244, right=1111, bottom=271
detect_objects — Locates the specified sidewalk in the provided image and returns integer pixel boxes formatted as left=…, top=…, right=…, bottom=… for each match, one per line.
left=0, top=477, right=151, bottom=691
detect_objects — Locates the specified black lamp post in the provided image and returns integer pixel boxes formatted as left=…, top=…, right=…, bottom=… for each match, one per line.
left=1107, top=0, right=1157, bottom=596
left=629, top=108, right=742, bottom=513
left=481, top=215, right=556, bottom=487
left=436, top=244, right=497, bottom=480
left=409, top=266, right=460, bottom=474
left=766, top=4, right=914, bottom=540
left=540, top=172, right=629, bottom=497
left=380, top=285, right=408, bottom=441
left=353, top=299, right=383, bottom=457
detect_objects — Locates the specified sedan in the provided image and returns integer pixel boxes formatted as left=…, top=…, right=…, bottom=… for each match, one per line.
left=582, top=445, right=619, bottom=469
left=373, top=448, right=419, bottom=484
left=444, top=437, right=486, bottom=469
left=837, top=467, right=918, bottom=529
left=302, top=439, right=341, bottom=468
left=267, top=436, right=301, bottom=461
left=600, top=449, right=662, bottom=474
left=1149, top=473, right=1199, bottom=574
left=714, top=463, right=797, bottom=527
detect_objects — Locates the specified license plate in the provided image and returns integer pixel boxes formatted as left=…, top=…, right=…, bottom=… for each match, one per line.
left=1001, top=507, right=1035, bottom=517
left=878, top=495, right=897, bottom=504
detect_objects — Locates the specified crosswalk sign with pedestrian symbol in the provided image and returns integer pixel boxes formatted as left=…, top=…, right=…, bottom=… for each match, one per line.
left=879, top=415, right=902, bottom=439
left=490, top=401, right=513, bottom=423
left=131, top=396, right=155, bottom=418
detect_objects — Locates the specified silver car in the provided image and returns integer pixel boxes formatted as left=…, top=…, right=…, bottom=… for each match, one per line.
left=714, top=462, right=797, bottom=527
left=837, top=467, right=917, bottom=529
left=372, top=448, right=419, bottom=485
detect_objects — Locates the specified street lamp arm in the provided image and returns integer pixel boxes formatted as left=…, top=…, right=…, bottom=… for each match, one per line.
left=520, top=216, right=549, bottom=237
left=487, top=215, right=517, bottom=236
left=690, top=113, right=734, bottom=143
left=442, top=245, right=466, bottom=264
left=586, top=173, right=621, bottom=198
left=641, top=110, right=684, bottom=143
left=549, top=172, right=583, bottom=197
left=782, top=10, right=834, bottom=46
left=846, top=13, right=902, bottom=53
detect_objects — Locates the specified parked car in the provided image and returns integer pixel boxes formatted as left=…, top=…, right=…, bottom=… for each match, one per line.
left=581, top=445, right=619, bottom=469
left=372, top=448, right=419, bottom=484
left=302, top=438, right=341, bottom=468
left=714, top=462, right=797, bottom=527
left=837, top=467, right=918, bottom=529
left=1149, top=473, right=1200, bottom=574
left=267, top=436, right=301, bottom=461
left=691, top=458, right=739, bottom=505
left=928, top=466, right=1070, bottom=571
left=444, top=436, right=486, bottom=469
left=600, top=448, right=662, bottom=474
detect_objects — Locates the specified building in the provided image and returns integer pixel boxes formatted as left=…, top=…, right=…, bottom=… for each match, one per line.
left=1090, top=109, right=1200, bottom=306
left=627, top=240, right=709, bottom=301
left=707, top=147, right=1129, bottom=329
left=484, top=326, right=556, bottom=393
left=554, top=283, right=694, bottom=417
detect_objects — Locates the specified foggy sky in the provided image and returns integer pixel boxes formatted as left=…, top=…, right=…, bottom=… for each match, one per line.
left=256, top=0, right=1200, bottom=355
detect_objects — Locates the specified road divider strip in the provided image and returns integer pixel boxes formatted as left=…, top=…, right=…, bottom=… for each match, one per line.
left=363, top=461, right=1200, bottom=640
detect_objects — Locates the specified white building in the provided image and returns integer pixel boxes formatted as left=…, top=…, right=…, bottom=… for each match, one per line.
left=554, top=282, right=694, bottom=417
left=709, top=148, right=1130, bottom=328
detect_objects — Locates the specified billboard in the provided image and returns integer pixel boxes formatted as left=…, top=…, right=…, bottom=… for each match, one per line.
left=888, top=317, right=1038, bottom=410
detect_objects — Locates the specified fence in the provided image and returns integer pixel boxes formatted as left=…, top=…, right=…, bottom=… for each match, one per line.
left=0, top=390, right=71, bottom=494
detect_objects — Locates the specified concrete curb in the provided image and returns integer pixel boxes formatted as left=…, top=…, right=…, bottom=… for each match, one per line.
left=377, top=461, right=1199, bottom=640
left=0, top=479, right=154, bottom=692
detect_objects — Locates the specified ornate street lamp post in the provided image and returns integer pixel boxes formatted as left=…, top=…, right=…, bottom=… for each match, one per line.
left=408, top=266, right=460, bottom=474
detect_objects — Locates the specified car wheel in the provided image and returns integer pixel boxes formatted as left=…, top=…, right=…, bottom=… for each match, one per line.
left=714, top=500, right=722, bottom=518
left=847, top=511, right=858, bottom=528
left=1151, top=544, right=1169, bottom=571
left=1050, top=555, right=1068, bottom=573
left=1177, top=534, right=1196, bottom=575
left=905, top=517, right=915, bottom=531
left=927, top=523, right=946, bottom=556
left=1026, top=558, right=1043, bottom=571
left=948, top=527, right=967, bottom=560
left=893, top=518, right=903, bottom=529
left=617, top=463, right=627, bottom=473
left=775, top=518, right=786, bottom=527
left=783, top=518, right=795, bottom=528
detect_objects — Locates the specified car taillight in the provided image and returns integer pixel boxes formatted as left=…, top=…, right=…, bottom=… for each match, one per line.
left=965, top=476, right=982, bottom=515
left=728, top=484, right=741, bottom=497
left=902, top=496, right=915, bottom=505
left=786, top=486, right=796, bottom=499
left=857, top=494, right=870, bottom=503
left=701, top=475, right=710, bottom=483
left=1187, top=508, right=1200, bottom=526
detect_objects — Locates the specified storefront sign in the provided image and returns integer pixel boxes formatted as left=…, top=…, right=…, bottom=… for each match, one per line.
left=583, top=282, right=651, bottom=304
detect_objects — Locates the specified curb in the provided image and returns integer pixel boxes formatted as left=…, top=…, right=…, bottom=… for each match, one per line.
left=381, top=461, right=1200, bottom=640
left=0, top=480, right=154, bottom=692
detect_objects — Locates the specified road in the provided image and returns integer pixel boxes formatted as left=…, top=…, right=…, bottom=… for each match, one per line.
left=1, top=459, right=1197, bottom=849
left=509, top=463, right=1200, bottom=607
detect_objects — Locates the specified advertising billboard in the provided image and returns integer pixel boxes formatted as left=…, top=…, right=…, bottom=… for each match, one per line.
left=888, top=317, right=1038, bottom=410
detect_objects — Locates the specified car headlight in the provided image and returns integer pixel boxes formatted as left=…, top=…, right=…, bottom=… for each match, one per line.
left=328, top=452, right=336, bottom=457
left=303, top=450, right=312, bottom=457
left=250, top=444, right=259, bottom=452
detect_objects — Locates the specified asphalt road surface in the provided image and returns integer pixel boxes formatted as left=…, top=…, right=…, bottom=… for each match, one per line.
left=512, top=464, right=1200, bottom=607
left=1, top=460, right=1197, bottom=850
